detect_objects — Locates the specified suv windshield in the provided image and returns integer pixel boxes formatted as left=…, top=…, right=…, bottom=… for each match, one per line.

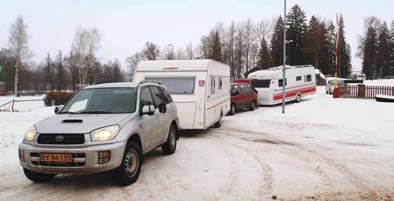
left=60, top=88, right=137, bottom=114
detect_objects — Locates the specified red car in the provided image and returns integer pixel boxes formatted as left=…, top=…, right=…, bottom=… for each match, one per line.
left=230, top=80, right=258, bottom=115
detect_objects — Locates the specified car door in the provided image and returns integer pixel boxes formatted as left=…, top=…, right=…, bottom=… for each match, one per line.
left=139, top=87, right=159, bottom=151
left=149, top=86, right=169, bottom=145
left=231, top=85, right=243, bottom=109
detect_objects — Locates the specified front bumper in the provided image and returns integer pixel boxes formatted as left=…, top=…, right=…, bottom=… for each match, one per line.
left=19, top=141, right=126, bottom=174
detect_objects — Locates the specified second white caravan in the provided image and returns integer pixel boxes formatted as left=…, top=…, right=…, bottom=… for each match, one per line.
left=248, top=65, right=316, bottom=105
left=133, top=60, right=231, bottom=130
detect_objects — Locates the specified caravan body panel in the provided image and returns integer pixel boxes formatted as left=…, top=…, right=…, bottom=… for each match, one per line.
left=133, top=60, right=230, bottom=130
left=249, top=65, right=316, bottom=105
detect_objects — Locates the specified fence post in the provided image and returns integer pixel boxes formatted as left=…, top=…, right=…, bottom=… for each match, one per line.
left=11, top=99, right=15, bottom=112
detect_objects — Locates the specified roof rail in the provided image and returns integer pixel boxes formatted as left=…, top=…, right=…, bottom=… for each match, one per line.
left=138, top=80, right=162, bottom=85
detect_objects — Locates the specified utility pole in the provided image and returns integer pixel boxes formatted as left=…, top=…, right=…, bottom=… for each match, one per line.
left=282, top=0, right=287, bottom=114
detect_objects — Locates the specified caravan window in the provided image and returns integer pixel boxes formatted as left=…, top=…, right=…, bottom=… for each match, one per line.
left=278, top=79, right=287, bottom=87
left=146, top=77, right=195, bottom=94
left=306, top=75, right=312, bottom=82
left=251, top=79, right=270, bottom=88
left=218, top=77, right=223, bottom=90
left=211, top=77, right=216, bottom=94
left=296, top=76, right=302, bottom=81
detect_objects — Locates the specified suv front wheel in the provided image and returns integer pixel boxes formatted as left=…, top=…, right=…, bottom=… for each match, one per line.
left=113, top=141, right=142, bottom=186
left=162, top=124, right=177, bottom=155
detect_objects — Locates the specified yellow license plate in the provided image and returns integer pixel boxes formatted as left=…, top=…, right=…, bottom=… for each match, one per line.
left=40, top=153, right=73, bottom=162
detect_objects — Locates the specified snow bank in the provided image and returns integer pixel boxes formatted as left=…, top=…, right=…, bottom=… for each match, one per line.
left=364, top=79, right=394, bottom=86
left=0, top=95, right=46, bottom=112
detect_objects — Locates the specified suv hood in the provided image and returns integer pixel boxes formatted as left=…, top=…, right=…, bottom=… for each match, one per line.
left=35, top=114, right=130, bottom=134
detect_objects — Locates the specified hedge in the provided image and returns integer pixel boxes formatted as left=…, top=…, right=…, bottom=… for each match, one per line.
left=45, top=92, right=74, bottom=106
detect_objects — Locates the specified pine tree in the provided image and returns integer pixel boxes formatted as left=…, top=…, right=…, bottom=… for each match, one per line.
left=304, top=16, right=326, bottom=69
left=286, top=4, right=307, bottom=65
left=209, top=31, right=223, bottom=62
left=271, top=16, right=284, bottom=66
left=337, top=15, right=351, bottom=77
left=258, top=38, right=271, bottom=69
left=376, top=22, right=390, bottom=78
left=319, top=22, right=337, bottom=75
left=362, top=26, right=377, bottom=79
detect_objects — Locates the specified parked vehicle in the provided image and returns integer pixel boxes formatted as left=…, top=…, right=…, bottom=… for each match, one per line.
left=229, top=82, right=258, bottom=115
left=349, top=73, right=366, bottom=81
left=19, top=82, right=179, bottom=186
left=326, top=79, right=346, bottom=94
left=133, top=59, right=230, bottom=129
left=248, top=65, right=316, bottom=105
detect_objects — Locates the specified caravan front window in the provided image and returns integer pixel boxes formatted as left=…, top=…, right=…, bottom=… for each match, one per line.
left=146, top=77, right=195, bottom=94
left=251, top=79, right=271, bottom=88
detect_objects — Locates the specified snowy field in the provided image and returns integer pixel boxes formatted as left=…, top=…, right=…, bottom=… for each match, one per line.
left=0, top=87, right=393, bottom=201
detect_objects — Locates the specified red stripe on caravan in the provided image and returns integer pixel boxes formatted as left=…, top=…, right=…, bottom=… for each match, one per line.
left=207, top=99, right=230, bottom=110
left=273, top=87, right=316, bottom=101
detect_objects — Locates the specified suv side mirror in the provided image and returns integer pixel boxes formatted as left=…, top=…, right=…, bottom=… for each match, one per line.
left=54, top=105, right=64, bottom=114
left=141, top=105, right=155, bottom=116
left=158, top=103, right=166, bottom=113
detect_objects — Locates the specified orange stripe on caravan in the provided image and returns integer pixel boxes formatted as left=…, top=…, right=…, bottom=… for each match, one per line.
left=207, top=99, right=230, bottom=110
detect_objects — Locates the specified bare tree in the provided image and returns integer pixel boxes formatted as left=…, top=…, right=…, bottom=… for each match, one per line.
left=126, top=52, right=144, bottom=80
left=142, top=42, right=160, bottom=60
left=186, top=41, right=194, bottom=59
left=72, top=26, right=101, bottom=87
left=8, top=16, right=31, bottom=96
left=243, top=18, right=256, bottom=76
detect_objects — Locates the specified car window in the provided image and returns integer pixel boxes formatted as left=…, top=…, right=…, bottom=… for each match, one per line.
left=231, top=85, right=241, bottom=96
left=158, top=87, right=173, bottom=104
left=140, top=87, right=154, bottom=109
left=61, top=88, right=137, bottom=114
left=149, top=86, right=165, bottom=108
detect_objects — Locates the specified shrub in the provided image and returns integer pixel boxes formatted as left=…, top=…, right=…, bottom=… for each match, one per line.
left=45, top=92, right=74, bottom=106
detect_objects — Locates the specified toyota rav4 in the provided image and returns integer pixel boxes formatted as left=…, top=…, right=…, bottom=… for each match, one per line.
left=18, top=81, right=179, bottom=186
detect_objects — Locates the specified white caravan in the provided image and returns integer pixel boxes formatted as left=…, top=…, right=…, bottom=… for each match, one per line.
left=248, top=65, right=316, bottom=105
left=133, top=60, right=231, bottom=130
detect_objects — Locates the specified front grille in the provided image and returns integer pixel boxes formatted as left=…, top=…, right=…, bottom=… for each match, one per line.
left=30, top=153, right=86, bottom=167
left=37, top=134, right=85, bottom=145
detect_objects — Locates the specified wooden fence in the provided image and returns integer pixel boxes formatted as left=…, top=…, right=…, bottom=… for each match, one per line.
left=338, top=85, right=394, bottom=99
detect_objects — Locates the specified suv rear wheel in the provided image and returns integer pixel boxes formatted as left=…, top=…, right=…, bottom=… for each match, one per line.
left=112, top=141, right=142, bottom=186
left=23, top=168, right=55, bottom=182
left=162, top=124, right=177, bottom=155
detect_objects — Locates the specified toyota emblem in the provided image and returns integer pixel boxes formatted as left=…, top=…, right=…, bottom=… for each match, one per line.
left=55, top=135, right=64, bottom=142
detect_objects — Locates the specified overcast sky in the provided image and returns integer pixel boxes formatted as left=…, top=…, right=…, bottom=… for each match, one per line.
left=0, top=0, right=392, bottom=71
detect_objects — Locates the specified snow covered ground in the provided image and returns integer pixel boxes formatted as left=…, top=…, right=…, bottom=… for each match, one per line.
left=364, top=79, right=394, bottom=86
left=0, top=88, right=393, bottom=201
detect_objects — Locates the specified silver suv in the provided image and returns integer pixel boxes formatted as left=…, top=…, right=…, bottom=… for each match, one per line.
left=18, top=81, right=179, bottom=186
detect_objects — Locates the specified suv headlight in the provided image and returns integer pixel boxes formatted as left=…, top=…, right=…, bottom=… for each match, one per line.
left=24, top=126, right=37, bottom=141
left=91, top=125, right=120, bottom=142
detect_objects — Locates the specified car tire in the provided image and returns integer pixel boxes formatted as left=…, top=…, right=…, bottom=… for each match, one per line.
left=214, top=114, right=222, bottom=128
left=112, top=141, right=142, bottom=186
left=229, top=104, right=236, bottom=115
left=23, top=168, right=55, bottom=182
left=162, top=124, right=177, bottom=155
left=296, top=94, right=302, bottom=103
left=250, top=101, right=256, bottom=111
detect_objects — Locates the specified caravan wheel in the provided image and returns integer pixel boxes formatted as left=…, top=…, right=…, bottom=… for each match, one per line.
left=214, top=114, right=222, bottom=128
left=296, top=94, right=302, bottom=103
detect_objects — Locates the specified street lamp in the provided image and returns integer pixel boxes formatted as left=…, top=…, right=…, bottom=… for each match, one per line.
left=282, top=0, right=287, bottom=114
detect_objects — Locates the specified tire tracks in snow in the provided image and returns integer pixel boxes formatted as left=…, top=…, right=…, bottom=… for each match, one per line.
left=214, top=128, right=379, bottom=200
